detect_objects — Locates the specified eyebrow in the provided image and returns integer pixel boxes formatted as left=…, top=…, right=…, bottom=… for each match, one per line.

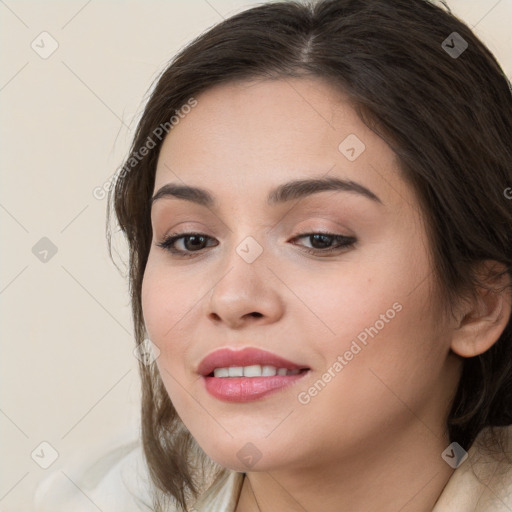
left=150, top=176, right=383, bottom=209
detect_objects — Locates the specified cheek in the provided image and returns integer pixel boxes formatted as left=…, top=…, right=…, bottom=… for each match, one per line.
left=141, top=263, right=194, bottom=406
left=315, top=263, right=445, bottom=421
left=141, top=262, right=165, bottom=344
left=141, top=259, right=191, bottom=357
left=314, top=240, right=441, bottom=375
left=300, top=263, right=402, bottom=352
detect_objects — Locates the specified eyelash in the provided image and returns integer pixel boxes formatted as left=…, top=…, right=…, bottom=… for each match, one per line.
left=156, top=231, right=356, bottom=258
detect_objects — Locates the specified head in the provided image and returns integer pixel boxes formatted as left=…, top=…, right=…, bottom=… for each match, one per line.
left=108, top=0, right=512, bottom=510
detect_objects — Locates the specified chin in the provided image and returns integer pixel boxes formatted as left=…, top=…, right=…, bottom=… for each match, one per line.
left=194, top=435, right=293, bottom=473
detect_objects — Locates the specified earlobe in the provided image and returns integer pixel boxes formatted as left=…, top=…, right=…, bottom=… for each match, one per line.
left=450, top=261, right=511, bottom=358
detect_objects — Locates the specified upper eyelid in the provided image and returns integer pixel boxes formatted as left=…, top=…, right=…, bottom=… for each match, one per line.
left=153, top=214, right=353, bottom=235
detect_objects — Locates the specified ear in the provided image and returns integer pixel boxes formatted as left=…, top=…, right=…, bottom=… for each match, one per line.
left=450, top=261, right=511, bottom=358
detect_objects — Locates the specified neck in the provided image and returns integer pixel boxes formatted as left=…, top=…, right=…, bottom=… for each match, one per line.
left=235, top=424, right=455, bottom=512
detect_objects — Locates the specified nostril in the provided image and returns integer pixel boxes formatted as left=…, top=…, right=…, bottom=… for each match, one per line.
left=250, top=312, right=263, bottom=318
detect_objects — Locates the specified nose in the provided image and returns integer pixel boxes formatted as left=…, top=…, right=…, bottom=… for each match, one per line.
left=205, top=243, right=285, bottom=330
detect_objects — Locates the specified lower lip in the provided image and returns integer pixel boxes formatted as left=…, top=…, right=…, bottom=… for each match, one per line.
left=203, top=372, right=308, bottom=402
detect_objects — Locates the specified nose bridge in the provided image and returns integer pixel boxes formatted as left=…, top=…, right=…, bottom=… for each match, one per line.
left=206, top=229, right=284, bottom=326
left=220, top=206, right=270, bottom=267
left=215, top=232, right=268, bottom=298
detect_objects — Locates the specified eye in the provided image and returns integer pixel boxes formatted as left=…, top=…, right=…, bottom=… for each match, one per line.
left=156, top=232, right=217, bottom=257
left=290, top=232, right=356, bottom=256
left=156, top=231, right=356, bottom=258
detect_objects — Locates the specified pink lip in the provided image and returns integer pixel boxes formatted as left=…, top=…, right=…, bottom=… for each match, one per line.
left=197, top=347, right=310, bottom=403
left=197, top=347, right=307, bottom=376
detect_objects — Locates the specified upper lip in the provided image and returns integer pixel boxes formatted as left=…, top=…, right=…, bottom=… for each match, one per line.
left=197, top=347, right=309, bottom=376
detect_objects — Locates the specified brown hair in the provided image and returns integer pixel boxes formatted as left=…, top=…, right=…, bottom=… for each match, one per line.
left=107, top=0, right=512, bottom=510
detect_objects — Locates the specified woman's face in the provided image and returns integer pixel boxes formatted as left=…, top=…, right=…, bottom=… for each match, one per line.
left=142, top=78, right=461, bottom=471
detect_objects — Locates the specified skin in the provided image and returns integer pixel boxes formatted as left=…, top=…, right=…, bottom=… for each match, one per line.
left=141, top=77, right=511, bottom=511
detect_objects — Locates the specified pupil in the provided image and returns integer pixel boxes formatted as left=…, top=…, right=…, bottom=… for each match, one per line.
left=186, top=235, right=205, bottom=250
left=312, top=234, right=331, bottom=249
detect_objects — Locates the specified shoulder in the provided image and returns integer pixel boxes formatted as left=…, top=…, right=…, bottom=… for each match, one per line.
left=33, top=439, right=171, bottom=512
left=433, top=425, right=512, bottom=512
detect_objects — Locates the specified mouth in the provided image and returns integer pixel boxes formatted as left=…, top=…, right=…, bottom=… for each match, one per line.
left=197, top=347, right=310, bottom=402
left=207, top=365, right=307, bottom=378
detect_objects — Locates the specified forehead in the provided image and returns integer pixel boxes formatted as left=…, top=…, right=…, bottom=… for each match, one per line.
left=153, top=77, right=412, bottom=214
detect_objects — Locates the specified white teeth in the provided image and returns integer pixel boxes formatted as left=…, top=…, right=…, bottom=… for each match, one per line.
left=228, top=366, right=244, bottom=377
left=261, top=365, right=277, bottom=376
left=243, top=365, right=261, bottom=377
left=213, top=368, right=229, bottom=377
left=212, top=365, right=301, bottom=378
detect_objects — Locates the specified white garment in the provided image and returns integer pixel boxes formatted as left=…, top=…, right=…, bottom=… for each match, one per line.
left=34, top=426, right=512, bottom=511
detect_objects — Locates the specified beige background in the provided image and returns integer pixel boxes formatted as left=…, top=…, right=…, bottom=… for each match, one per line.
left=0, top=1, right=511, bottom=510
